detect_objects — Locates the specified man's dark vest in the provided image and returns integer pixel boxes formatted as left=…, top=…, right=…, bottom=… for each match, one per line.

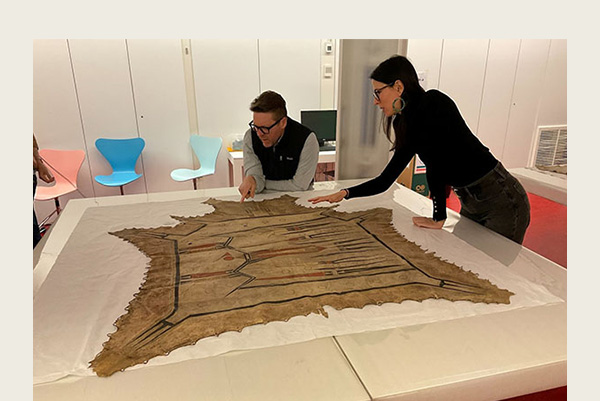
left=251, top=117, right=312, bottom=181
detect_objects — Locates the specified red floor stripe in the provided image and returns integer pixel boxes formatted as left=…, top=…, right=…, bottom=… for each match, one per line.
left=446, top=191, right=567, bottom=268
left=500, top=385, right=566, bottom=401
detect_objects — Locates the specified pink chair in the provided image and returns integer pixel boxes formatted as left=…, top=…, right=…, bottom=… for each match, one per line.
left=35, top=149, right=85, bottom=227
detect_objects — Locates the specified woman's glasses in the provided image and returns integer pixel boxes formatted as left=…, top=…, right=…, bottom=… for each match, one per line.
left=372, top=83, right=393, bottom=101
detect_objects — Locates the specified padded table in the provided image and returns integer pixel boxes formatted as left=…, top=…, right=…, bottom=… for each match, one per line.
left=33, top=181, right=566, bottom=401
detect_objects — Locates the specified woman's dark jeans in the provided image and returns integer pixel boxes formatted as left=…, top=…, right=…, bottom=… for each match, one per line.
left=453, top=162, right=531, bottom=244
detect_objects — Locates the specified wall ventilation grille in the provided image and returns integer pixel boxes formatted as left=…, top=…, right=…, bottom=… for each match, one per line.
left=534, top=125, right=567, bottom=168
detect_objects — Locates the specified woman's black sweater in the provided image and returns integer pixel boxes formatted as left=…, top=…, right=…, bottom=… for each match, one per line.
left=345, top=89, right=498, bottom=221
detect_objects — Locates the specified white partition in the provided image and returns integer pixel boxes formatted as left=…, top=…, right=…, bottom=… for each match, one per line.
left=503, top=40, right=552, bottom=168
left=477, top=39, right=521, bottom=159
left=407, top=39, right=565, bottom=171
left=33, top=39, right=336, bottom=203
left=192, top=39, right=260, bottom=136
left=258, top=39, right=321, bottom=121
left=438, top=39, right=490, bottom=135
left=536, top=39, right=567, bottom=128
left=191, top=39, right=260, bottom=188
left=127, top=39, right=194, bottom=193
left=69, top=39, right=146, bottom=197
left=33, top=39, right=565, bottom=205
left=319, top=39, right=337, bottom=109
left=336, top=39, right=400, bottom=181
left=527, top=39, right=567, bottom=168
left=406, top=39, right=443, bottom=89
left=33, top=39, right=94, bottom=220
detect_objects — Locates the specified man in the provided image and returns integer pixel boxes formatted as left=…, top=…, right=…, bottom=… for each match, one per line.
left=33, top=134, right=55, bottom=248
left=238, top=91, right=319, bottom=202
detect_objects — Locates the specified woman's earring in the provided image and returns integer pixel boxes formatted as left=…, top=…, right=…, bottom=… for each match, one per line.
left=392, top=97, right=406, bottom=114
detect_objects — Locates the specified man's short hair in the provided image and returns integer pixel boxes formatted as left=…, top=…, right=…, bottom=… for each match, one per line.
left=249, top=91, right=287, bottom=121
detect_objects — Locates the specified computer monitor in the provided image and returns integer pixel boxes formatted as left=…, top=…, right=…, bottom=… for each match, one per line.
left=300, top=109, right=337, bottom=147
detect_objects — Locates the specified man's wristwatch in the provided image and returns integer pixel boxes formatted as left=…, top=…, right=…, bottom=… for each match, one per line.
left=342, top=189, right=350, bottom=199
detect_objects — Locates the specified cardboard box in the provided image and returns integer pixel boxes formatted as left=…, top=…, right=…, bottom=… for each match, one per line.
left=396, top=155, right=430, bottom=197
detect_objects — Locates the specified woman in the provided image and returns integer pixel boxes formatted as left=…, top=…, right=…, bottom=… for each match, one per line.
left=308, top=55, right=531, bottom=244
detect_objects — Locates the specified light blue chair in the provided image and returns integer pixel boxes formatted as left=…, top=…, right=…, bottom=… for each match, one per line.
left=171, top=135, right=222, bottom=190
left=94, top=137, right=145, bottom=195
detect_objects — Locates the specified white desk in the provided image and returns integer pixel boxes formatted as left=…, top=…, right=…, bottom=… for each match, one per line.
left=227, top=150, right=244, bottom=187
left=317, top=150, right=336, bottom=163
left=227, top=150, right=337, bottom=187
left=33, top=181, right=566, bottom=401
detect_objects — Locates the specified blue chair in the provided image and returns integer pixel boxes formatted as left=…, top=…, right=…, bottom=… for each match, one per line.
left=94, top=137, right=145, bottom=195
left=171, top=135, right=222, bottom=190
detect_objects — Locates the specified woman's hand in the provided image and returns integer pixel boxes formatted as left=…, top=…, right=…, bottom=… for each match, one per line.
left=308, top=190, right=347, bottom=204
left=412, top=216, right=445, bottom=229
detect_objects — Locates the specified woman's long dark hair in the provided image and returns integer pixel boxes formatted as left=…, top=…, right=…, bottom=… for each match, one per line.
left=370, top=55, right=425, bottom=150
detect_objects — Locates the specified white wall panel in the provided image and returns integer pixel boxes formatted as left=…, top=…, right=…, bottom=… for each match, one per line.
left=477, top=39, right=520, bottom=160
left=191, top=39, right=260, bottom=188
left=438, top=39, right=489, bottom=135
left=537, top=39, right=567, bottom=127
left=192, top=39, right=260, bottom=136
left=259, top=39, right=321, bottom=122
left=69, top=39, right=145, bottom=196
left=127, top=39, right=195, bottom=193
left=320, top=39, right=336, bottom=109
left=33, top=39, right=565, bottom=200
left=33, top=39, right=95, bottom=222
left=406, top=39, right=443, bottom=89
left=503, top=40, right=551, bottom=168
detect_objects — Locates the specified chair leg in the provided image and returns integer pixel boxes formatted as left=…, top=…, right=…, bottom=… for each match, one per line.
left=38, top=196, right=62, bottom=229
left=54, top=197, right=62, bottom=215
left=193, top=178, right=197, bottom=190
left=38, top=209, right=58, bottom=229
left=120, top=186, right=124, bottom=195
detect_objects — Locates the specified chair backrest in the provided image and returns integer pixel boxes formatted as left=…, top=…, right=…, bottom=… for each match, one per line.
left=39, top=149, right=86, bottom=187
left=190, top=135, right=222, bottom=170
left=95, top=137, right=145, bottom=173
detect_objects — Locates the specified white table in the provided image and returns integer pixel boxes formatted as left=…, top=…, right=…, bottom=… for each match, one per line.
left=509, top=167, right=567, bottom=205
left=227, top=150, right=244, bottom=187
left=227, top=150, right=337, bottom=187
left=33, top=181, right=566, bottom=401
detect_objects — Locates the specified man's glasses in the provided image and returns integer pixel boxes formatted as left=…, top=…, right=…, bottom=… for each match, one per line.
left=249, top=116, right=284, bottom=135
left=372, top=83, right=393, bottom=101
